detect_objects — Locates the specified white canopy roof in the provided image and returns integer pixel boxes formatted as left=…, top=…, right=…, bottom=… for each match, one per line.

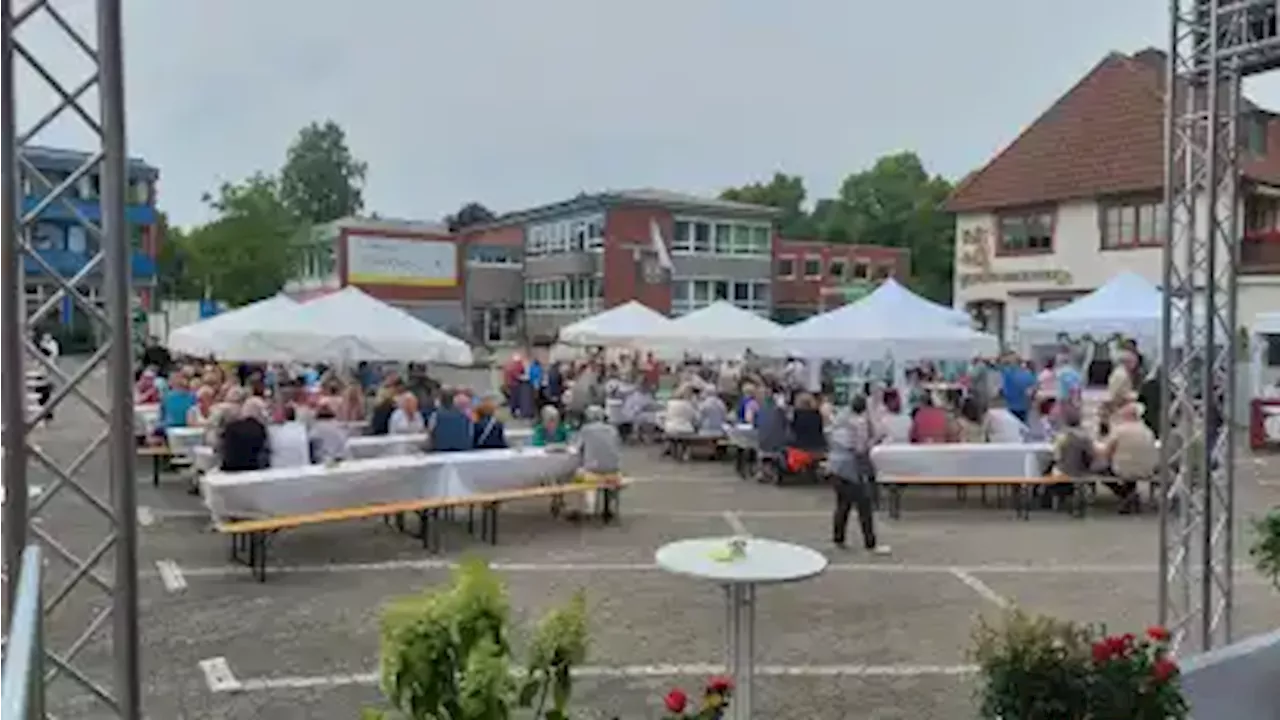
left=649, top=301, right=786, bottom=356
left=783, top=298, right=999, bottom=362
left=167, top=295, right=301, bottom=360
left=846, top=278, right=972, bottom=326
left=557, top=301, right=674, bottom=347
left=1018, top=272, right=1163, bottom=343
left=225, top=287, right=472, bottom=364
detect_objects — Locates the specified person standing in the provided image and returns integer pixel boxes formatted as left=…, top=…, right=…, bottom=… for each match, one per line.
left=999, top=353, right=1036, bottom=423
left=828, top=395, right=890, bottom=554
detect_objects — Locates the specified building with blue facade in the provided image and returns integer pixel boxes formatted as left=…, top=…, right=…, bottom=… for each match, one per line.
left=20, top=145, right=160, bottom=329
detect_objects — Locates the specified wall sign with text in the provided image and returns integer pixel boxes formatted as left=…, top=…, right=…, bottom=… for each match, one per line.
left=956, top=226, right=1072, bottom=289
left=346, top=234, right=458, bottom=287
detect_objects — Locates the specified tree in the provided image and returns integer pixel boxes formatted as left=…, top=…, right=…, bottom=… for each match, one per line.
left=720, top=172, right=816, bottom=237
left=279, top=120, right=368, bottom=224
left=184, top=174, right=303, bottom=307
left=153, top=212, right=203, bottom=301
left=822, top=152, right=955, bottom=303
left=446, top=202, right=497, bottom=232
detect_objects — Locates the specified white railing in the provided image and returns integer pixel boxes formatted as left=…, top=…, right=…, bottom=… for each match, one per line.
left=2, top=545, right=45, bottom=720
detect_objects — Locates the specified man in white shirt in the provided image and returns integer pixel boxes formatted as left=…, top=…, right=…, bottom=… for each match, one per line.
left=984, top=393, right=1030, bottom=443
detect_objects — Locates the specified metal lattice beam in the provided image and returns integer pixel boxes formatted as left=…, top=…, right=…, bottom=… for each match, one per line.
left=1, top=0, right=140, bottom=717
left=1159, top=0, right=1280, bottom=655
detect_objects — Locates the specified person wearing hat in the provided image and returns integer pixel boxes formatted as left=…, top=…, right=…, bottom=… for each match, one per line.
left=1098, top=397, right=1158, bottom=514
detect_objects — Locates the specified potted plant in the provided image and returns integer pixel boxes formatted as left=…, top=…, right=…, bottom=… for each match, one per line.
left=1251, top=506, right=1280, bottom=590
left=364, top=557, right=588, bottom=720
left=607, top=676, right=733, bottom=720
left=972, top=610, right=1188, bottom=720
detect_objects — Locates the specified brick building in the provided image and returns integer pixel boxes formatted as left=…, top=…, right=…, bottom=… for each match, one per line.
left=288, top=189, right=911, bottom=345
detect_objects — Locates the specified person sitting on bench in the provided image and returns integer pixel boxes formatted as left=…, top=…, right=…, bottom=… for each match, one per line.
left=1098, top=400, right=1158, bottom=515
left=221, top=397, right=270, bottom=472
left=696, top=391, right=728, bottom=437
left=532, top=405, right=570, bottom=446
left=569, top=405, right=621, bottom=520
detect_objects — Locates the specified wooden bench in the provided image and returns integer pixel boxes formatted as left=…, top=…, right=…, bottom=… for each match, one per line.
left=214, top=474, right=628, bottom=581
left=137, top=445, right=173, bottom=487
left=878, top=475, right=1064, bottom=520
left=666, top=434, right=729, bottom=462
left=1046, top=471, right=1163, bottom=518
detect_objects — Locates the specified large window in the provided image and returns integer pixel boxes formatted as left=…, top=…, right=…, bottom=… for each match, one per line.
left=670, top=218, right=770, bottom=256
left=829, top=258, right=847, bottom=281
left=1100, top=197, right=1164, bottom=249
left=671, top=278, right=770, bottom=316
left=525, top=213, right=605, bottom=258
left=775, top=256, right=795, bottom=278
left=996, top=210, right=1054, bottom=254
left=523, top=275, right=603, bottom=313
left=468, top=245, right=521, bottom=267
left=802, top=255, right=822, bottom=279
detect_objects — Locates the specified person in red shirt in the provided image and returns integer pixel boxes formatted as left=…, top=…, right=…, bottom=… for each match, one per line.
left=909, top=394, right=952, bottom=444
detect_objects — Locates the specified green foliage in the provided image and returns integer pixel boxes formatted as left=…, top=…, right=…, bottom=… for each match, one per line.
left=720, top=172, right=816, bottom=237
left=447, top=202, right=498, bottom=233
left=1250, top=507, right=1280, bottom=590
left=370, top=558, right=589, bottom=720
left=280, top=119, right=368, bottom=224
left=184, top=174, right=304, bottom=307
left=722, top=153, right=956, bottom=303
left=973, top=611, right=1188, bottom=720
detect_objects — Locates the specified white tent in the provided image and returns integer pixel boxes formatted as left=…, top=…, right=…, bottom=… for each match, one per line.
left=239, top=287, right=473, bottom=364
left=1018, top=272, right=1163, bottom=345
left=845, top=278, right=972, bottom=326
left=557, top=301, right=673, bottom=347
left=650, top=301, right=785, bottom=357
left=167, top=295, right=301, bottom=360
left=783, top=300, right=999, bottom=362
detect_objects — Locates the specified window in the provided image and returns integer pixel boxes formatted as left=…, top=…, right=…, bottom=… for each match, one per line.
left=1242, top=113, right=1268, bottom=155
left=775, top=256, right=795, bottom=278
left=30, top=223, right=63, bottom=251
left=670, top=277, right=770, bottom=316
left=526, top=213, right=605, bottom=257
left=803, top=255, right=822, bottom=279
left=1100, top=197, right=1164, bottom=249
left=1038, top=296, right=1074, bottom=312
left=996, top=210, right=1054, bottom=253
left=1247, top=196, right=1280, bottom=233
left=468, top=245, right=520, bottom=266
left=523, top=275, right=602, bottom=313
left=670, top=217, right=772, bottom=256
left=852, top=261, right=869, bottom=280
left=872, top=264, right=891, bottom=281
left=1266, top=335, right=1280, bottom=367
left=829, top=258, right=847, bottom=281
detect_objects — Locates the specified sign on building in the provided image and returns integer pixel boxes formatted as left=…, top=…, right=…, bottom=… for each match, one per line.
left=346, top=235, right=458, bottom=287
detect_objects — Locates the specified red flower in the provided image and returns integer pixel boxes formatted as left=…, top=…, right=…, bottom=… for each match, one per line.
left=1147, top=625, right=1170, bottom=642
left=1152, top=657, right=1179, bottom=683
left=1092, top=640, right=1114, bottom=663
left=1105, top=635, right=1129, bottom=657
left=706, top=675, right=734, bottom=694
left=664, top=689, right=688, bottom=713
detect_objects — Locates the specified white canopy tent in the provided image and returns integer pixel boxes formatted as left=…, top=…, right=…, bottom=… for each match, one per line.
left=844, top=278, right=972, bottom=327
left=784, top=304, right=999, bottom=363
left=166, top=295, right=301, bottom=360
left=648, top=301, right=785, bottom=357
left=236, top=287, right=473, bottom=365
left=556, top=301, right=674, bottom=347
left=1017, top=272, right=1163, bottom=347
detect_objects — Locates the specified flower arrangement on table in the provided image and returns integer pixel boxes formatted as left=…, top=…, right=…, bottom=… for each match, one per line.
left=973, top=610, right=1188, bottom=720
left=656, top=675, right=734, bottom=720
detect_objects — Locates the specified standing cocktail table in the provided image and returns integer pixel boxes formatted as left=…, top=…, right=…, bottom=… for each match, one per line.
left=655, top=537, right=829, bottom=720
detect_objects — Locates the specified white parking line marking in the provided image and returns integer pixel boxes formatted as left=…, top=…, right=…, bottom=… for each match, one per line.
left=155, top=560, right=188, bottom=592
left=722, top=510, right=749, bottom=535
left=950, top=568, right=1012, bottom=609
left=199, top=657, right=242, bottom=693
left=168, top=558, right=1266, bottom=580
left=217, top=662, right=978, bottom=693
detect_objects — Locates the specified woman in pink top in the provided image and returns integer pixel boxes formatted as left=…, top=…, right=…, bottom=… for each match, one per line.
left=909, top=395, right=952, bottom=444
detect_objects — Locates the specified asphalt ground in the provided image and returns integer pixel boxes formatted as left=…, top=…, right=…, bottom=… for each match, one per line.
left=11, top=362, right=1280, bottom=719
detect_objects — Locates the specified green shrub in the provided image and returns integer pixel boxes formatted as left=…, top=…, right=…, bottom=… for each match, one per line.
left=1251, top=507, right=1280, bottom=591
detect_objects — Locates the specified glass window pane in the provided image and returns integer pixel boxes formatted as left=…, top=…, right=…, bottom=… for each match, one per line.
left=733, top=281, right=750, bottom=301
left=751, top=226, right=770, bottom=254
left=673, top=221, right=692, bottom=252
left=693, top=280, right=710, bottom=302
left=714, top=281, right=729, bottom=300
left=715, top=224, right=732, bottom=254
left=733, top=225, right=751, bottom=254
left=693, top=223, right=712, bottom=253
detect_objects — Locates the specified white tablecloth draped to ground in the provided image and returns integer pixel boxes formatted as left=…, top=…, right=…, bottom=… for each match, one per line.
left=870, top=443, right=1053, bottom=479
left=134, top=404, right=159, bottom=436
left=200, top=447, right=579, bottom=520
left=166, top=427, right=205, bottom=457
left=192, top=427, right=535, bottom=470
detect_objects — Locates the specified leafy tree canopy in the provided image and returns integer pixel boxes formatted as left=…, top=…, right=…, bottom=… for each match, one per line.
left=279, top=119, right=368, bottom=224
left=446, top=201, right=497, bottom=232
left=720, top=172, right=816, bottom=237
left=183, top=174, right=304, bottom=307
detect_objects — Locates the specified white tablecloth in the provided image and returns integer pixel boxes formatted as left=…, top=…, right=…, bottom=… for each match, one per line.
left=193, top=427, right=536, bottom=470
left=200, top=447, right=579, bottom=520
left=166, top=427, right=205, bottom=457
left=134, top=404, right=159, bottom=436
left=870, top=442, right=1053, bottom=479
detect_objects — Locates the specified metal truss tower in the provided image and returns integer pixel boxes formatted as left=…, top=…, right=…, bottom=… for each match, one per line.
left=2, top=0, right=141, bottom=717
left=1160, top=0, right=1280, bottom=654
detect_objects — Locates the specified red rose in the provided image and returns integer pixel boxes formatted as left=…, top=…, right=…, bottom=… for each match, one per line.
left=1092, top=641, right=1113, bottom=663
left=1105, top=635, right=1129, bottom=657
left=664, top=689, right=688, bottom=713
left=1152, top=657, right=1179, bottom=682
left=706, top=675, right=734, bottom=694
left=1147, top=625, right=1170, bottom=642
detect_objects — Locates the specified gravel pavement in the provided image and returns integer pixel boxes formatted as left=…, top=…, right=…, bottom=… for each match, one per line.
left=12, top=361, right=1280, bottom=719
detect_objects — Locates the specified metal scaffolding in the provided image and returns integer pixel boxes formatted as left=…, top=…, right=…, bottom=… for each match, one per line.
left=1160, top=0, right=1279, bottom=654
left=2, top=0, right=141, bottom=717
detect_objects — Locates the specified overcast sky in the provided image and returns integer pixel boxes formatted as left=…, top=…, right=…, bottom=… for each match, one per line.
left=17, top=0, right=1280, bottom=227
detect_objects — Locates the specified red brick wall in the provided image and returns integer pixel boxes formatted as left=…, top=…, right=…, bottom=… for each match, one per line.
left=772, top=238, right=910, bottom=307
left=461, top=223, right=524, bottom=249
left=602, top=206, right=672, bottom=313
left=338, top=226, right=463, bottom=303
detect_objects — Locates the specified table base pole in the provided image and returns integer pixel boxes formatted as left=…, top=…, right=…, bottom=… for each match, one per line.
left=725, top=583, right=755, bottom=720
